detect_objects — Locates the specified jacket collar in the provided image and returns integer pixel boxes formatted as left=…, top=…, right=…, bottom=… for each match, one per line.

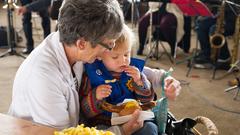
left=49, top=31, right=83, bottom=88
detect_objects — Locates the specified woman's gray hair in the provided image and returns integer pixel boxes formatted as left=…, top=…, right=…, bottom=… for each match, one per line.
left=58, top=0, right=124, bottom=47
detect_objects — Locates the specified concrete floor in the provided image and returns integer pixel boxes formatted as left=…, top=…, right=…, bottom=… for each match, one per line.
left=0, top=2, right=240, bottom=135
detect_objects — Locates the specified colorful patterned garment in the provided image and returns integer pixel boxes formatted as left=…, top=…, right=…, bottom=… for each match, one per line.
left=79, top=58, right=155, bottom=127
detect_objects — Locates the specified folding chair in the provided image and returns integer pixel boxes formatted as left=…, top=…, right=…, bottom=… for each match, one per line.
left=144, top=3, right=187, bottom=64
left=144, top=13, right=178, bottom=64
left=145, top=25, right=176, bottom=63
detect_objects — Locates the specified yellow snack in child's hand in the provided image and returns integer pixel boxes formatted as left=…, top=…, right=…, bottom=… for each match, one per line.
left=124, top=100, right=139, bottom=108
left=105, top=79, right=117, bottom=84
left=54, top=124, right=115, bottom=135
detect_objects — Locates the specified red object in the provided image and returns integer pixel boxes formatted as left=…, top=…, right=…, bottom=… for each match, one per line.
left=171, top=0, right=213, bottom=16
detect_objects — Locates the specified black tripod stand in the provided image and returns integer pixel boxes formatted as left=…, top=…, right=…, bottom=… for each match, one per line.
left=0, top=0, right=26, bottom=59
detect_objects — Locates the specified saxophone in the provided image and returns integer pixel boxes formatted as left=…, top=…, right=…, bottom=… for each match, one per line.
left=231, top=15, right=240, bottom=64
left=210, top=0, right=226, bottom=60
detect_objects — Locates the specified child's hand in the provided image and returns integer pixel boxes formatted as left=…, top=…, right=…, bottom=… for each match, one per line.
left=123, top=66, right=143, bottom=86
left=164, top=76, right=181, bottom=100
left=96, top=84, right=112, bottom=100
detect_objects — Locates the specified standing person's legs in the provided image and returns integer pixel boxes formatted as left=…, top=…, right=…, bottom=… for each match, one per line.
left=217, top=12, right=235, bottom=61
left=38, top=9, right=51, bottom=38
left=178, top=16, right=191, bottom=53
left=195, top=17, right=216, bottom=63
left=20, top=0, right=34, bottom=54
left=122, top=0, right=130, bottom=20
left=195, top=17, right=231, bottom=70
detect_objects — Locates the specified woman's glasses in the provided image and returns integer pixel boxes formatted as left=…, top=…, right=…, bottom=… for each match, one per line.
left=98, top=42, right=115, bottom=51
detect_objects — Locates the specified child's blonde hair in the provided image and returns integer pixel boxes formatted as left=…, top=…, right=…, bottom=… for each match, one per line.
left=113, top=24, right=135, bottom=51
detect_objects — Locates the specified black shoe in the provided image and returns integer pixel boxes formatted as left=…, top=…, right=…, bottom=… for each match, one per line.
left=194, top=53, right=211, bottom=64
left=193, top=53, right=213, bottom=69
left=22, top=48, right=33, bottom=54
left=215, top=61, right=231, bottom=70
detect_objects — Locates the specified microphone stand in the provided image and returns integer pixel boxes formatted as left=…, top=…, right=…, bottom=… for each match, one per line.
left=131, top=0, right=135, bottom=28
left=144, top=4, right=154, bottom=62
left=0, top=0, right=26, bottom=59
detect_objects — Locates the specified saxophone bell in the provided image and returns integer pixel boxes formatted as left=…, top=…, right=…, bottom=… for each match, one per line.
left=209, top=0, right=226, bottom=60
left=210, top=33, right=226, bottom=49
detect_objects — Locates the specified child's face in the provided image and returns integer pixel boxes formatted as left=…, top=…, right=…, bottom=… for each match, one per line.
left=101, top=42, right=131, bottom=73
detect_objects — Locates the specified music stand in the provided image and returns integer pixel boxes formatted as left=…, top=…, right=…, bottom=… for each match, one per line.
left=186, top=31, right=200, bottom=77
left=0, top=0, right=26, bottom=59
left=225, top=77, right=240, bottom=100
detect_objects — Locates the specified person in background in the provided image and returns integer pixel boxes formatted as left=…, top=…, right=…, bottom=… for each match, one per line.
left=137, top=1, right=191, bottom=56
left=80, top=24, right=181, bottom=134
left=194, top=0, right=240, bottom=69
left=122, top=0, right=140, bottom=23
left=18, top=0, right=51, bottom=54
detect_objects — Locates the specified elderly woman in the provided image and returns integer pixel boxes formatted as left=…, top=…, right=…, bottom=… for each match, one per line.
left=8, top=0, right=181, bottom=134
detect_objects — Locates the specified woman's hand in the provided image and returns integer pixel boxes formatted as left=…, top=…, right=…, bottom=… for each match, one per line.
left=96, top=84, right=112, bottom=100
left=164, top=76, right=181, bottom=100
left=121, top=109, right=143, bottom=135
left=123, top=66, right=143, bottom=86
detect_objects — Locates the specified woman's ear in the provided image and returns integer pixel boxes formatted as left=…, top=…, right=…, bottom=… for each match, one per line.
left=76, top=38, right=86, bottom=50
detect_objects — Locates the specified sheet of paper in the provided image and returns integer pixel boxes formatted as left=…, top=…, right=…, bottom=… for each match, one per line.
left=111, top=111, right=154, bottom=125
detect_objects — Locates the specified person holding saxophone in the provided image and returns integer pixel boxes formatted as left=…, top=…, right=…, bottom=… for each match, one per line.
left=194, top=0, right=240, bottom=70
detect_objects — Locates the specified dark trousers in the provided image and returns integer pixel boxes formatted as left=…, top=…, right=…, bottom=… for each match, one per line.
left=196, top=16, right=233, bottom=60
left=122, top=0, right=140, bottom=22
left=20, top=0, right=50, bottom=50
